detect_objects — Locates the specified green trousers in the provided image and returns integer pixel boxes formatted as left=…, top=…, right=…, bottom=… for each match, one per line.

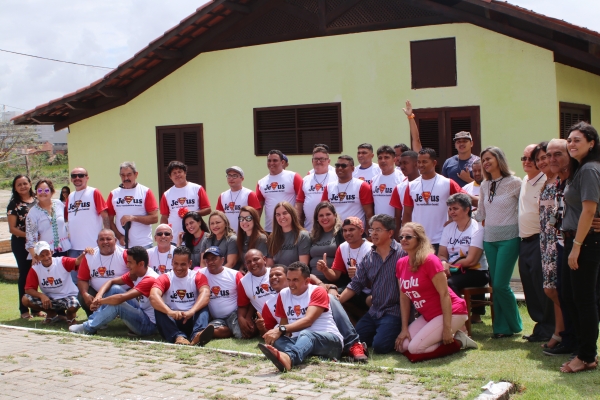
left=484, top=238, right=523, bottom=335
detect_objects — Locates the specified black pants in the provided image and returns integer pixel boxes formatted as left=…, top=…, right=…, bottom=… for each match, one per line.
left=447, top=269, right=490, bottom=315
left=556, top=243, right=576, bottom=350
left=561, top=234, right=600, bottom=364
left=12, top=236, right=32, bottom=314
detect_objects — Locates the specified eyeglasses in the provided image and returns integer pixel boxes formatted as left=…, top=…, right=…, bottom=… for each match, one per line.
left=312, top=157, right=329, bottom=163
left=37, top=188, right=50, bottom=194
left=398, top=235, right=415, bottom=241
left=520, top=156, right=534, bottom=162
left=335, top=163, right=349, bottom=169
left=71, top=173, right=87, bottom=179
left=155, top=232, right=172, bottom=237
left=368, top=228, right=388, bottom=234
left=238, top=216, right=253, bottom=222
left=226, top=174, right=241, bottom=179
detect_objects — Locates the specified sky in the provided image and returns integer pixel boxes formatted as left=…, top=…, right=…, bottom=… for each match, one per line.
left=0, top=0, right=598, bottom=115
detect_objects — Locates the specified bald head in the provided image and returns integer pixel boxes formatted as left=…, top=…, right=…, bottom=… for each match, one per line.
left=547, top=138, right=568, bottom=152
left=547, top=138, right=571, bottom=176
left=523, top=144, right=538, bottom=174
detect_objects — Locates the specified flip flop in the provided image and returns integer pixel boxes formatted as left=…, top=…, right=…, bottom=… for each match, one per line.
left=258, top=343, right=288, bottom=372
left=32, top=311, right=47, bottom=318
left=541, top=334, right=562, bottom=349
left=20, top=313, right=33, bottom=319
left=560, top=361, right=597, bottom=373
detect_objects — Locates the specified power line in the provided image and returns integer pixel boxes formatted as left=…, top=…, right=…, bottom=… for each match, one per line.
left=1, top=103, right=27, bottom=111
left=0, top=48, right=114, bottom=70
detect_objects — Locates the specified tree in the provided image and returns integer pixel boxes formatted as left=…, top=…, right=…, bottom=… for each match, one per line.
left=0, top=121, right=37, bottom=162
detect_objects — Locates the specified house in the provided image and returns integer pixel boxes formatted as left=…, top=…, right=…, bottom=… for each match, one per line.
left=12, top=0, right=600, bottom=206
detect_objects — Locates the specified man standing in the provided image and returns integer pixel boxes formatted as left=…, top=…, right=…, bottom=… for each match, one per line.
left=441, top=132, right=480, bottom=187
left=69, top=246, right=159, bottom=336
left=259, top=262, right=345, bottom=372
left=389, top=150, right=420, bottom=235
left=256, top=150, right=303, bottom=233
left=216, top=166, right=261, bottom=232
left=371, top=146, right=404, bottom=218
left=353, top=144, right=381, bottom=185
left=295, top=146, right=336, bottom=229
left=107, top=162, right=159, bottom=248
left=463, top=159, right=483, bottom=197
left=150, top=246, right=214, bottom=346
left=519, top=144, right=554, bottom=343
left=339, top=215, right=406, bottom=354
left=322, top=155, right=374, bottom=231
left=77, top=229, right=129, bottom=317
left=66, top=167, right=109, bottom=263
left=402, top=148, right=471, bottom=252
left=147, top=224, right=176, bottom=275
left=160, top=160, right=211, bottom=240
left=393, top=100, right=423, bottom=170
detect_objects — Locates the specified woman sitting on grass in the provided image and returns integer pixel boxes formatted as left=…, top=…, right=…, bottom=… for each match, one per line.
left=395, top=223, right=477, bottom=362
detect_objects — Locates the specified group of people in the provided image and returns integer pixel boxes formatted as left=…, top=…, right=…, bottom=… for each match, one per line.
left=8, top=101, right=600, bottom=373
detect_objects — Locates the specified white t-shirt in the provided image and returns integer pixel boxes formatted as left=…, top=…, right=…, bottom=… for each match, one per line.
left=389, top=178, right=410, bottom=214
left=463, top=182, right=480, bottom=197
left=237, top=268, right=277, bottom=312
left=147, top=245, right=176, bottom=275
left=216, top=187, right=262, bottom=232
left=78, top=246, right=129, bottom=292
left=122, top=268, right=158, bottom=323
left=159, top=182, right=210, bottom=240
left=27, top=257, right=78, bottom=299
left=275, top=285, right=343, bottom=344
left=322, top=178, right=374, bottom=228
left=200, top=267, right=243, bottom=319
left=331, top=239, right=373, bottom=294
left=352, top=164, right=381, bottom=185
left=440, top=220, right=488, bottom=271
left=371, top=169, right=405, bottom=217
left=262, top=295, right=280, bottom=327
left=66, top=187, right=107, bottom=250
left=403, top=174, right=464, bottom=244
left=296, top=172, right=336, bottom=230
left=154, top=269, right=208, bottom=312
left=256, top=170, right=303, bottom=232
left=106, top=184, right=158, bottom=247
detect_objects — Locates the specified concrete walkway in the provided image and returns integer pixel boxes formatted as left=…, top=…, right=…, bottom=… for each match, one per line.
left=0, top=326, right=464, bottom=400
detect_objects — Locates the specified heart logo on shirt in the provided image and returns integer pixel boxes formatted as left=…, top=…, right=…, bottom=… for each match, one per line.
left=158, top=265, right=166, bottom=273
left=315, top=184, right=322, bottom=192
left=349, top=258, right=357, bottom=267
left=270, top=182, right=278, bottom=190
left=260, top=283, right=270, bottom=292
left=178, top=197, right=187, bottom=205
left=379, top=184, right=386, bottom=193
left=98, top=266, right=106, bottom=277
left=422, top=191, right=431, bottom=204
left=228, top=202, right=235, bottom=210
left=47, top=277, right=54, bottom=285
left=75, top=200, right=82, bottom=208
left=293, top=305, right=301, bottom=316
left=211, top=286, right=221, bottom=296
left=124, top=196, right=133, bottom=204
left=176, top=289, right=186, bottom=300
left=338, top=192, right=347, bottom=201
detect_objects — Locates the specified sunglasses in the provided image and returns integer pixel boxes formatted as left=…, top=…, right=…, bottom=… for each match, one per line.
left=155, top=232, right=172, bottom=237
left=335, top=163, right=349, bottom=169
left=37, top=188, right=51, bottom=194
left=238, top=216, right=253, bottom=222
left=312, top=157, right=329, bottom=162
left=398, top=235, right=415, bottom=241
left=520, top=156, right=534, bottom=162
left=71, top=173, right=87, bottom=179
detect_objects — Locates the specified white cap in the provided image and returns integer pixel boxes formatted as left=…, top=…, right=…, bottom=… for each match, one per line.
left=34, top=241, right=52, bottom=255
left=226, top=166, right=244, bottom=177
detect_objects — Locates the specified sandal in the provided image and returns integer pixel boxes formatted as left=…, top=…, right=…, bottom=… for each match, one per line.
left=560, top=358, right=598, bottom=373
left=20, top=313, right=33, bottom=319
left=32, top=311, right=47, bottom=318
left=258, top=343, right=290, bottom=372
left=542, top=334, right=562, bottom=349
left=66, top=318, right=77, bottom=327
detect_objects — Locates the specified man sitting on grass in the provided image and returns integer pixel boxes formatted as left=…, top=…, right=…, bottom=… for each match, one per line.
left=23, top=241, right=88, bottom=326
left=149, top=246, right=214, bottom=346
left=69, top=246, right=159, bottom=336
left=259, top=262, right=345, bottom=372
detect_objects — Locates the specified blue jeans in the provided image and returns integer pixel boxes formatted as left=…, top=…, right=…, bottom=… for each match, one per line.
left=84, top=286, right=156, bottom=336
left=329, top=294, right=359, bottom=353
left=67, top=249, right=83, bottom=285
left=355, top=312, right=401, bottom=354
left=154, top=306, right=210, bottom=343
left=274, top=331, right=342, bottom=366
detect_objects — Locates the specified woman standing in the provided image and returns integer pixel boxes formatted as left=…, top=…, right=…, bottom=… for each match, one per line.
left=25, top=179, right=70, bottom=261
left=267, top=201, right=310, bottom=266
left=475, top=147, right=523, bottom=338
left=531, top=142, right=564, bottom=350
left=59, top=186, right=70, bottom=207
left=178, top=211, right=208, bottom=267
left=395, top=223, right=476, bottom=362
left=236, top=206, right=270, bottom=266
left=310, top=202, right=343, bottom=283
left=560, top=122, right=600, bottom=373
left=7, top=175, right=40, bottom=319
left=199, top=210, right=238, bottom=268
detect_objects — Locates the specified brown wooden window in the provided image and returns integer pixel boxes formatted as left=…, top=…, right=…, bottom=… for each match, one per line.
left=156, top=124, right=206, bottom=197
left=413, top=106, right=481, bottom=172
left=560, top=102, right=590, bottom=139
left=254, top=103, right=342, bottom=156
left=410, top=38, right=457, bottom=89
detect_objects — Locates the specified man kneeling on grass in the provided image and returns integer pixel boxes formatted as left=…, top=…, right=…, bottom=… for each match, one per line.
left=259, top=262, right=344, bottom=372
left=149, top=246, right=214, bottom=346
left=70, top=246, right=158, bottom=336
left=23, top=241, right=87, bottom=326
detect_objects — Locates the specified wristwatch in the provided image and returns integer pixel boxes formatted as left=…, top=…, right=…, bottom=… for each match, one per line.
left=279, top=325, right=287, bottom=334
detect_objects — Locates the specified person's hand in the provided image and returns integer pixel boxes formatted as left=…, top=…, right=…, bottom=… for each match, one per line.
left=181, top=310, right=194, bottom=324
left=83, top=292, right=94, bottom=307
left=90, top=295, right=102, bottom=311
left=568, top=246, right=581, bottom=270
left=83, top=247, right=95, bottom=255
left=263, top=328, right=282, bottom=346
left=40, top=294, right=52, bottom=310
left=442, top=326, right=454, bottom=345
left=395, top=329, right=411, bottom=352
left=120, top=215, right=134, bottom=226
left=177, top=232, right=184, bottom=246
left=239, top=316, right=256, bottom=338
left=255, top=312, right=266, bottom=333
left=168, top=310, right=184, bottom=320
left=442, top=262, right=451, bottom=277
left=402, top=100, right=413, bottom=116
left=316, top=253, right=328, bottom=273
left=347, top=265, right=357, bottom=279
left=592, top=217, right=600, bottom=232
left=458, top=169, right=472, bottom=183
left=32, top=254, right=41, bottom=265
left=118, top=236, right=125, bottom=246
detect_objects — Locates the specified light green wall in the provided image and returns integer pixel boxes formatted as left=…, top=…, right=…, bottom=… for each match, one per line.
left=556, top=63, right=600, bottom=122
left=69, top=22, right=560, bottom=207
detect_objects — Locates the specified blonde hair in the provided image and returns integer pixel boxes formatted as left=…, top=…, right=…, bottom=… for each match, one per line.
left=207, top=210, right=234, bottom=239
left=402, top=222, right=434, bottom=272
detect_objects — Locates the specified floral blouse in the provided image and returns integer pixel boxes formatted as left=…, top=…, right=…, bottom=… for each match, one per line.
left=7, top=197, right=37, bottom=238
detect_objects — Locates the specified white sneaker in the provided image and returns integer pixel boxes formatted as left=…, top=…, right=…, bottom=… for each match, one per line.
left=455, top=330, right=478, bottom=349
left=69, top=324, right=87, bottom=334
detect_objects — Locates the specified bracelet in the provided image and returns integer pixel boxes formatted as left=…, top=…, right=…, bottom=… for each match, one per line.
left=407, top=113, right=415, bottom=119
left=573, top=239, right=583, bottom=246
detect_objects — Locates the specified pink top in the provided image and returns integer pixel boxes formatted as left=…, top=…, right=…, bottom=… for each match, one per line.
left=396, top=254, right=467, bottom=321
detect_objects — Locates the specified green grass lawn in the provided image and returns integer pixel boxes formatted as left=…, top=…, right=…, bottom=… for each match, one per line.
left=1, top=280, right=599, bottom=399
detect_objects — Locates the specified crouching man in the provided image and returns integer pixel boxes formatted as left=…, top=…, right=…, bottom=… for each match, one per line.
left=259, top=262, right=344, bottom=372
left=149, top=246, right=214, bottom=346
left=69, top=246, right=158, bottom=336
left=23, top=241, right=86, bottom=326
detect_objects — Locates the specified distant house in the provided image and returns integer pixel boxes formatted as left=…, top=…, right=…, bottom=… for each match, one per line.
left=12, top=0, right=600, bottom=204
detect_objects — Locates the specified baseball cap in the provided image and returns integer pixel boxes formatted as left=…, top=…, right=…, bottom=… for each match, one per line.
left=34, top=241, right=52, bottom=255
left=203, top=246, right=223, bottom=258
left=453, top=131, right=473, bottom=141
left=343, top=217, right=363, bottom=230
left=226, top=166, right=244, bottom=177
left=282, top=154, right=289, bottom=162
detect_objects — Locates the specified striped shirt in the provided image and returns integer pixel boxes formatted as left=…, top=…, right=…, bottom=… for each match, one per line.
left=347, top=239, right=406, bottom=319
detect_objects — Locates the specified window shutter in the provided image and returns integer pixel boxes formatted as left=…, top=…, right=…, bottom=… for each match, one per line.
left=410, top=38, right=457, bottom=89
left=415, top=110, right=443, bottom=173
left=559, top=102, right=590, bottom=139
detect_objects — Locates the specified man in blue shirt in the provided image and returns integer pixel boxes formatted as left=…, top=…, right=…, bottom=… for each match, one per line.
left=441, top=131, right=480, bottom=187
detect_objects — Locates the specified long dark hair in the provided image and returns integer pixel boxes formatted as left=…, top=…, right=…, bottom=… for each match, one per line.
left=10, top=175, right=34, bottom=203
left=310, top=202, right=342, bottom=242
left=181, top=211, right=209, bottom=250
left=59, top=186, right=70, bottom=202
left=236, top=206, right=267, bottom=257
left=568, top=121, right=600, bottom=170
left=267, top=201, right=305, bottom=257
